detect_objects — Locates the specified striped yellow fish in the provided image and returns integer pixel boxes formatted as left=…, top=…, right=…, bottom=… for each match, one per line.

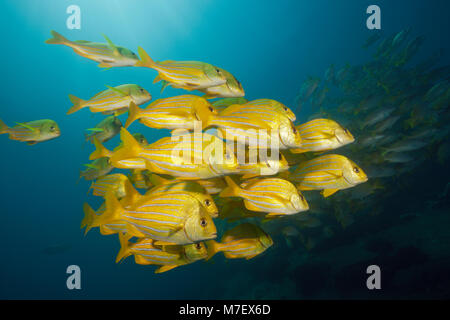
left=0, top=119, right=60, bottom=145
left=89, top=191, right=217, bottom=245
left=200, top=67, right=245, bottom=99
left=290, top=154, right=368, bottom=197
left=106, top=128, right=239, bottom=179
left=212, top=97, right=248, bottom=112
left=136, top=47, right=227, bottom=91
left=205, top=102, right=301, bottom=149
left=67, top=84, right=151, bottom=115
left=45, top=30, right=139, bottom=68
left=124, top=95, right=217, bottom=130
left=220, top=176, right=309, bottom=217
left=145, top=177, right=219, bottom=218
left=89, top=173, right=129, bottom=198
left=205, top=223, right=273, bottom=260
left=116, top=234, right=207, bottom=273
left=290, top=119, right=354, bottom=153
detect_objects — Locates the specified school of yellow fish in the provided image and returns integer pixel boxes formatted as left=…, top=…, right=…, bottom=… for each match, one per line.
left=2, top=30, right=369, bottom=274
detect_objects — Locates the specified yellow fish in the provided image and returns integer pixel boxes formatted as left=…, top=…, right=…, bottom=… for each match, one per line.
left=0, top=119, right=60, bottom=145
left=212, top=97, right=248, bottom=112
left=89, top=191, right=217, bottom=245
left=290, top=119, right=354, bottom=153
left=144, top=174, right=219, bottom=218
left=206, top=103, right=301, bottom=149
left=220, top=176, right=309, bottom=217
left=116, top=234, right=207, bottom=273
left=124, top=95, right=217, bottom=130
left=45, top=30, right=139, bottom=68
left=67, top=84, right=151, bottom=115
left=79, top=158, right=113, bottom=181
left=89, top=173, right=129, bottom=198
left=205, top=223, right=273, bottom=260
left=107, top=128, right=239, bottom=180
left=136, top=47, right=227, bottom=91
left=290, top=154, right=368, bottom=197
left=200, top=67, right=245, bottom=99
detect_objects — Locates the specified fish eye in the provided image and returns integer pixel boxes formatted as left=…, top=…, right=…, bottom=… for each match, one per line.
left=284, top=106, right=288, bottom=111
left=353, top=167, right=360, bottom=173
left=208, top=106, right=214, bottom=112
left=140, top=88, right=145, bottom=93
left=200, top=218, right=207, bottom=228
left=215, top=68, right=220, bottom=73
left=195, top=243, right=202, bottom=250
left=299, top=194, right=304, bottom=201
left=292, top=126, right=297, bottom=134
left=50, top=126, right=55, bottom=132
left=204, top=199, right=211, bottom=206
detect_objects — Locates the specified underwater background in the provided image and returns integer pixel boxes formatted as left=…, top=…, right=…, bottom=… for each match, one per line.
left=1, top=0, right=449, bottom=299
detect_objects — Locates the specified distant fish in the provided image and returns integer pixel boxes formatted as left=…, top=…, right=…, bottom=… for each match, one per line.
left=45, top=30, right=139, bottom=68
left=67, top=84, right=151, bottom=115
left=79, top=157, right=113, bottom=181
left=0, top=119, right=60, bottom=145
left=212, top=97, right=248, bottom=112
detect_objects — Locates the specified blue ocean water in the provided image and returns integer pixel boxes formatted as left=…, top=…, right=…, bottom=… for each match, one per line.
left=1, top=0, right=449, bottom=299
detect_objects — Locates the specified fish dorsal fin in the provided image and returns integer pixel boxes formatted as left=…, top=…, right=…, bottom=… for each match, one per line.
left=83, top=163, right=99, bottom=170
left=15, top=122, right=37, bottom=132
left=86, top=128, right=104, bottom=132
left=105, top=85, right=129, bottom=97
left=102, top=34, right=120, bottom=56
left=219, top=104, right=244, bottom=116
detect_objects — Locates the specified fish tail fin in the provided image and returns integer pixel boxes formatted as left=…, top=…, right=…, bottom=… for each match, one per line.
left=67, top=94, right=86, bottom=115
left=45, top=30, right=69, bottom=45
left=110, top=128, right=142, bottom=163
left=220, top=176, right=242, bottom=198
left=205, top=240, right=221, bottom=261
left=0, top=118, right=9, bottom=134
left=89, top=137, right=112, bottom=160
left=91, top=191, right=123, bottom=228
left=82, top=203, right=96, bottom=235
left=136, top=46, right=155, bottom=68
left=115, top=233, right=133, bottom=263
left=124, top=102, right=142, bottom=129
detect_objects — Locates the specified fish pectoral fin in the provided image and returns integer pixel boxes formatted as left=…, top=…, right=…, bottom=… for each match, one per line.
left=26, top=141, right=37, bottom=145
left=105, top=85, right=129, bottom=97
left=289, top=148, right=308, bottom=154
left=102, top=34, right=120, bottom=56
left=155, top=264, right=178, bottom=274
left=15, top=122, right=37, bottom=132
left=241, top=173, right=259, bottom=180
left=297, top=185, right=314, bottom=191
left=98, top=62, right=113, bottom=68
left=203, top=94, right=217, bottom=100
left=86, top=128, right=104, bottom=132
left=321, top=189, right=339, bottom=198
left=245, top=254, right=259, bottom=260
